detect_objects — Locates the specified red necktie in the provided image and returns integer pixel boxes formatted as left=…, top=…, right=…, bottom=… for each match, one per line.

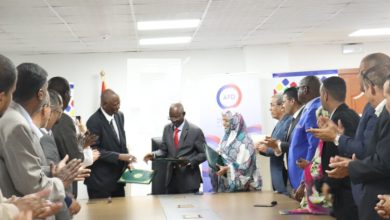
left=174, top=128, right=179, bottom=149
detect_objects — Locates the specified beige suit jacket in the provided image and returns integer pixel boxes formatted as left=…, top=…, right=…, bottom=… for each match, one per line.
left=0, top=102, right=65, bottom=202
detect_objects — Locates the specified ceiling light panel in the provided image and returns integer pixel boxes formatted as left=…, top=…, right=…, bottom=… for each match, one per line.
left=139, top=36, right=192, bottom=45
left=137, top=19, right=200, bottom=30
left=349, top=28, right=390, bottom=37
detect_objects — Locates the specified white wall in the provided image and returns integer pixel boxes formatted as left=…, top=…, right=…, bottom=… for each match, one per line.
left=7, top=48, right=245, bottom=121
left=6, top=41, right=390, bottom=195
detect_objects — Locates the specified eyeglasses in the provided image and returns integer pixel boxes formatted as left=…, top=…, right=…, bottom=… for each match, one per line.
left=167, top=115, right=182, bottom=121
left=362, top=70, right=375, bottom=85
left=360, top=70, right=375, bottom=92
left=50, top=106, right=63, bottom=115
left=270, top=103, right=282, bottom=107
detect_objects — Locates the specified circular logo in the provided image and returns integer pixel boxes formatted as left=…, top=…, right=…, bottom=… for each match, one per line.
left=216, top=84, right=242, bottom=109
left=133, top=173, right=143, bottom=179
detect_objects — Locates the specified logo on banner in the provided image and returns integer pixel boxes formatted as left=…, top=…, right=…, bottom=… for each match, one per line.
left=216, top=84, right=242, bottom=109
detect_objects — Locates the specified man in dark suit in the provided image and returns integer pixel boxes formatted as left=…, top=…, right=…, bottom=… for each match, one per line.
left=307, top=53, right=390, bottom=206
left=50, top=77, right=84, bottom=161
left=256, top=94, right=291, bottom=195
left=144, top=103, right=206, bottom=194
left=308, top=76, right=360, bottom=220
left=261, top=87, right=303, bottom=195
left=327, top=64, right=390, bottom=220
left=262, top=87, right=303, bottom=160
left=49, top=77, right=84, bottom=198
left=86, top=89, right=136, bottom=199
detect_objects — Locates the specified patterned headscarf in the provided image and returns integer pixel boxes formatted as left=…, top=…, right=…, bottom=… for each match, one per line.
left=220, top=111, right=255, bottom=162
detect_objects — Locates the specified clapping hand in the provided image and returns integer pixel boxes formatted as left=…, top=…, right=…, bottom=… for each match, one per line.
left=74, top=166, right=91, bottom=181
left=82, top=131, right=98, bottom=148
left=51, top=155, right=82, bottom=188
left=326, top=154, right=356, bottom=178
left=10, top=188, right=63, bottom=219
left=296, top=158, right=309, bottom=169
left=255, top=142, right=268, bottom=154
left=375, top=195, right=390, bottom=219
left=307, top=117, right=344, bottom=142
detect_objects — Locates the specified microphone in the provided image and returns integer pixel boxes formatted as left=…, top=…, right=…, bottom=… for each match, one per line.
left=253, top=200, right=277, bottom=207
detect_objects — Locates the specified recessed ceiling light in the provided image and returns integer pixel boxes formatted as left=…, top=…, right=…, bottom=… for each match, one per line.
left=137, top=19, right=200, bottom=31
left=139, top=37, right=192, bottom=45
left=349, top=28, right=390, bottom=37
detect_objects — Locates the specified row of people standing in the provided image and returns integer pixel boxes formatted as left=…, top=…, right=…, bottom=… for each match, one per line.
left=0, top=55, right=93, bottom=220
left=0, top=54, right=137, bottom=220
left=259, top=52, right=390, bottom=220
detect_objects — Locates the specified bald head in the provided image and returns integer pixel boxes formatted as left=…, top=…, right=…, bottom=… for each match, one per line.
left=101, top=89, right=118, bottom=104
left=298, top=75, right=321, bottom=104
left=360, top=53, right=390, bottom=73
left=101, top=89, right=120, bottom=115
left=169, top=103, right=185, bottom=114
left=169, top=103, right=185, bottom=127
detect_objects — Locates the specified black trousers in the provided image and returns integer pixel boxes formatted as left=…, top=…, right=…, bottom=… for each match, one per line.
left=87, top=183, right=125, bottom=199
left=333, top=189, right=358, bottom=220
left=166, top=167, right=199, bottom=194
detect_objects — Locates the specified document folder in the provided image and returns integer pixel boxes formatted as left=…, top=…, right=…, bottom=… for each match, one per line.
left=118, top=169, right=155, bottom=184
left=204, top=144, right=225, bottom=171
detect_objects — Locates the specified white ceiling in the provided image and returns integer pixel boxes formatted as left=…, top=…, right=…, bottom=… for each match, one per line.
left=0, top=0, right=389, bottom=54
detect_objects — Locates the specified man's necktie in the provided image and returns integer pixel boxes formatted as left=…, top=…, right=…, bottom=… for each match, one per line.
left=174, top=128, right=179, bottom=149
left=110, top=119, right=119, bottom=141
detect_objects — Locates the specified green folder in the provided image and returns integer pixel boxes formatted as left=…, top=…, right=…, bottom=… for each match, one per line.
left=204, top=144, right=225, bottom=171
left=118, top=169, right=155, bottom=184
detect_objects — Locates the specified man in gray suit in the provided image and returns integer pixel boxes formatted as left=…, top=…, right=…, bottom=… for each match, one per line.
left=0, top=63, right=81, bottom=207
left=40, top=90, right=65, bottom=165
left=0, top=55, right=63, bottom=219
left=38, top=90, right=90, bottom=219
left=144, top=103, right=207, bottom=194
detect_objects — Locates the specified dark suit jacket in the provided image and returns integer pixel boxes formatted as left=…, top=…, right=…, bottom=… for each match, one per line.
left=39, top=130, right=72, bottom=220
left=349, top=107, right=390, bottom=220
left=321, top=103, right=360, bottom=184
left=52, top=113, right=83, bottom=197
left=40, top=130, right=61, bottom=164
left=52, top=113, right=84, bottom=160
left=261, top=115, right=291, bottom=193
left=318, top=104, right=360, bottom=220
left=85, top=109, right=128, bottom=192
left=154, top=120, right=206, bottom=192
left=280, top=108, right=303, bottom=157
left=337, top=103, right=377, bottom=205
left=338, top=103, right=377, bottom=159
